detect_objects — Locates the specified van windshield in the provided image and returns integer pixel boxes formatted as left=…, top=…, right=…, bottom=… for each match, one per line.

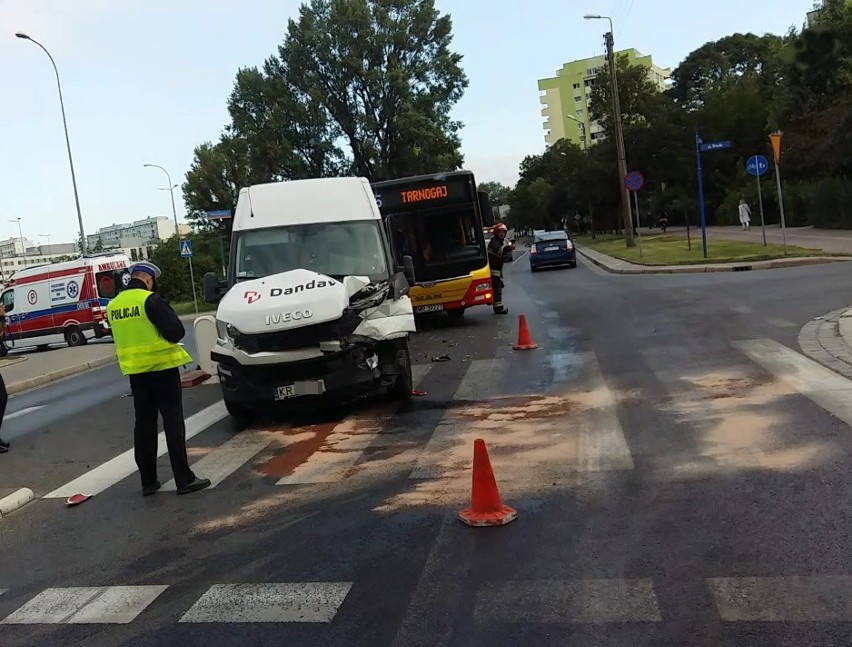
left=233, top=221, right=389, bottom=282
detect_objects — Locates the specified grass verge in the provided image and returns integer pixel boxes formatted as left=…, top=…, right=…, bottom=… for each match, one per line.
left=576, top=233, right=835, bottom=266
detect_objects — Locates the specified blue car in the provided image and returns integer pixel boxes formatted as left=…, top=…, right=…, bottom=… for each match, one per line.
left=529, top=230, right=577, bottom=271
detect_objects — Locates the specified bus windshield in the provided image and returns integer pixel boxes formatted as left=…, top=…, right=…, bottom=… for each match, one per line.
left=374, top=173, right=488, bottom=283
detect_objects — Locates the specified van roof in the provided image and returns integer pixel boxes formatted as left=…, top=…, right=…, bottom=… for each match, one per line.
left=233, top=177, right=381, bottom=231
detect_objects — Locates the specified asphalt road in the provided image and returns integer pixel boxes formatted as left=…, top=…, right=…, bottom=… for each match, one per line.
left=1, top=324, right=201, bottom=441
left=3, top=249, right=852, bottom=645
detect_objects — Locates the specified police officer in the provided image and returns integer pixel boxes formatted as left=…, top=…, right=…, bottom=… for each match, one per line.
left=0, top=304, right=9, bottom=454
left=107, top=261, right=210, bottom=496
left=487, top=222, right=513, bottom=315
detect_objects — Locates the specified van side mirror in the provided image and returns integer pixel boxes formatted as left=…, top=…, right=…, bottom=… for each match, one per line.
left=401, top=255, right=416, bottom=287
left=203, top=272, right=227, bottom=303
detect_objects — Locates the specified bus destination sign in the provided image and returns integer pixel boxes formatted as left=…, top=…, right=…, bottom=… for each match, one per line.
left=401, top=185, right=448, bottom=204
left=374, top=176, right=472, bottom=212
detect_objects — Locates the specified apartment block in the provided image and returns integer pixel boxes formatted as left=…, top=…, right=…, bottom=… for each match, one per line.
left=538, top=49, right=671, bottom=148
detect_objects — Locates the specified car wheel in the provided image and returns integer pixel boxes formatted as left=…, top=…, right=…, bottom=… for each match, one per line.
left=388, top=339, right=413, bottom=401
left=64, top=325, right=87, bottom=347
left=224, top=398, right=254, bottom=425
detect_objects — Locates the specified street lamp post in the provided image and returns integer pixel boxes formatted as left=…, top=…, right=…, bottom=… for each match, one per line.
left=15, top=33, right=87, bottom=255
left=143, top=163, right=180, bottom=236
left=564, top=113, right=589, bottom=149
left=583, top=14, right=634, bottom=247
left=8, top=218, right=24, bottom=256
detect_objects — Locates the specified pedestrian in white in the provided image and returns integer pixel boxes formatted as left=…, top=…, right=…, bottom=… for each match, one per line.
left=738, top=199, right=752, bottom=231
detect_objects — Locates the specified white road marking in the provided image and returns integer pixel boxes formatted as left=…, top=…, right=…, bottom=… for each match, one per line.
left=276, top=417, right=384, bottom=485
left=708, top=576, right=852, bottom=622
left=44, top=401, right=228, bottom=499
left=411, top=364, right=431, bottom=387
left=409, top=352, right=633, bottom=480
left=4, top=406, right=44, bottom=421
left=766, top=318, right=798, bottom=329
left=734, top=339, right=852, bottom=423
left=451, top=358, right=503, bottom=401
left=179, top=583, right=352, bottom=623
left=473, top=579, right=662, bottom=623
left=1, top=586, right=168, bottom=624
left=162, top=431, right=271, bottom=491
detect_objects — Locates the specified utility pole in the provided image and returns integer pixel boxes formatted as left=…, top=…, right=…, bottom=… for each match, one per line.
left=604, top=31, right=634, bottom=247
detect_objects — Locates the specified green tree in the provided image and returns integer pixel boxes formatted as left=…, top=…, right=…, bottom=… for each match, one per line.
left=279, top=0, right=468, bottom=180
left=148, top=232, right=222, bottom=303
left=478, top=181, right=511, bottom=205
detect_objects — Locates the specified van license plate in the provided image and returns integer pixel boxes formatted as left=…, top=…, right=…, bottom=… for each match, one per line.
left=274, top=380, right=325, bottom=400
left=415, top=304, right=444, bottom=313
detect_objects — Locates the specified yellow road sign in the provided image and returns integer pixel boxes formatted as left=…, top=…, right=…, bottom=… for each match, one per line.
left=770, top=131, right=783, bottom=164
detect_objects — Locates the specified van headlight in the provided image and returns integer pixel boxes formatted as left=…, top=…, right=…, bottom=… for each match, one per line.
left=216, top=319, right=236, bottom=343
left=349, top=284, right=390, bottom=311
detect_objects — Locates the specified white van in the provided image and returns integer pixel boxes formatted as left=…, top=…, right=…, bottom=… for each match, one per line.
left=195, top=177, right=417, bottom=420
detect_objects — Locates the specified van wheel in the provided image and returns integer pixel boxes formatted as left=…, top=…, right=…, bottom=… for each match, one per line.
left=224, top=398, right=253, bottom=425
left=64, top=325, right=87, bottom=347
left=388, top=340, right=413, bottom=401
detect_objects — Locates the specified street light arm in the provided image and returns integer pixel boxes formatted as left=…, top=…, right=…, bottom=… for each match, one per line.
left=144, top=163, right=179, bottom=235
left=18, top=33, right=87, bottom=255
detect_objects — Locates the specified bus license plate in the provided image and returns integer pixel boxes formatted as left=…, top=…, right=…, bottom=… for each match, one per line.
left=415, top=304, right=444, bottom=314
left=274, top=380, right=325, bottom=400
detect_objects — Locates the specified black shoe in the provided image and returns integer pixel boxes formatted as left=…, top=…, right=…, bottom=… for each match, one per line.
left=142, top=481, right=161, bottom=496
left=0, top=437, right=9, bottom=449
left=177, top=478, right=211, bottom=495
left=494, top=308, right=509, bottom=315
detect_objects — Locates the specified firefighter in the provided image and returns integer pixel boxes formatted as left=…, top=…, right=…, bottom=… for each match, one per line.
left=106, top=261, right=210, bottom=496
left=487, top=222, right=513, bottom=315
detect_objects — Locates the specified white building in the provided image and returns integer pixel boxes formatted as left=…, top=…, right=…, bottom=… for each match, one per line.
left=86, top=216, right=190, bottom=250
left=0, top=237, right=33, bottom=258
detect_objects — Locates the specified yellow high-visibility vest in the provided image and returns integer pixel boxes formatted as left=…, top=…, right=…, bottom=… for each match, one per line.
left=106, top=288, right=192, bottom=375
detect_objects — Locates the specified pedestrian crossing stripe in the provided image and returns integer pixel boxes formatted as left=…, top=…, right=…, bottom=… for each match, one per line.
left=22, top=340, right=852, bottom=509
left=4, top=577, right=852, bottom=625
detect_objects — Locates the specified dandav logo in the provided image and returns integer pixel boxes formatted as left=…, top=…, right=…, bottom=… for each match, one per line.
left=243, top=290, right=261, bottom=304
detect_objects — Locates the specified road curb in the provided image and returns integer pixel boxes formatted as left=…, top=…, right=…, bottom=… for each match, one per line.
left=576, top=245, right=848, bottom=275
left=6, top=355, right=118, bottom=396
left=0, top=488, right=34, bottom=517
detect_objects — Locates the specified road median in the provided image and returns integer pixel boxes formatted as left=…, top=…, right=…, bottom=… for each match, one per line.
left=0, top=344, right=118, bottom=395
left=576, top=236, right=849, bottom=275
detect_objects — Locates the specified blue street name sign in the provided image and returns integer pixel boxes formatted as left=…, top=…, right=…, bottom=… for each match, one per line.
left=180, top=239, right=193, bottom=258
left=206, top=210, right=233, bottom=220
left=699, top=140, right=732, bottom=152
left=746, top=154, right=769, bottom=177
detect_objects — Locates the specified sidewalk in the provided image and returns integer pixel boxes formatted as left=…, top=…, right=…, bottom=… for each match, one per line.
left=0, top=343, right=117, bottom=395
left=576, top=243, right=848, bottom=275
left=798, top=307, right=852, bottom=381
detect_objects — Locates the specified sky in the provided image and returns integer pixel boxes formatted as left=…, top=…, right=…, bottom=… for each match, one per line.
left=0, top=0, right=816, bottom=245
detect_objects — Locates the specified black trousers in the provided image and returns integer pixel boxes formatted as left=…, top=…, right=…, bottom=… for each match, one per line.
left=0, top=372, right=6, bottom=430
left=491, top=273, right=504, bottom=310
left=129, top=368, right=195, bottom=489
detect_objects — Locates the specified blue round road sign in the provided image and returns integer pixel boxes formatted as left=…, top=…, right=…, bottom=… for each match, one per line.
left=746, top=155, right=769, bottom=177
left=625, top=171, right=645, bottom=192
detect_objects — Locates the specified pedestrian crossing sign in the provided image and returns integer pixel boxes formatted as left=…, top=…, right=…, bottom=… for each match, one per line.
left=180, top=240, right=193, bottom=258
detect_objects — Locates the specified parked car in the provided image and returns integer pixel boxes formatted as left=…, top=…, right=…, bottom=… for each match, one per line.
left=529, top=230, right=576, bottom=271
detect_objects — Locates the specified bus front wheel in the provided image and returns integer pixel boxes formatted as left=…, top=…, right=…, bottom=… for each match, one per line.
left=447, top=308, right=465, bottom=320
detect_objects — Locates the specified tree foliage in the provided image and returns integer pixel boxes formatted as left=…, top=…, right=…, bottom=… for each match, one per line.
left=511, top=0, right=852, bottom=233
left=182, top=0, right=468, bottom=230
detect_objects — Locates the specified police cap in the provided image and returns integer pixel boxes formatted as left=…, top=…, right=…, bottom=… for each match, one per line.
left=130, top=261, right=162, bottom=280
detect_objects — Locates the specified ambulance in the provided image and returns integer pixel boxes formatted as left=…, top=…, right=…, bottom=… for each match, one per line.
left=0, top=253, right=132, bottom=354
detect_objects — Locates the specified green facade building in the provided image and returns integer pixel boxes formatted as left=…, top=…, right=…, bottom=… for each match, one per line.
left=538, top=49, right=670, bottom=148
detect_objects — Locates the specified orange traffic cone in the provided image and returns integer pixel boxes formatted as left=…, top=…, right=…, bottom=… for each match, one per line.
left=458, top=439, right=518, bottom=527
left=512, top=314, right=538, bottom=350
